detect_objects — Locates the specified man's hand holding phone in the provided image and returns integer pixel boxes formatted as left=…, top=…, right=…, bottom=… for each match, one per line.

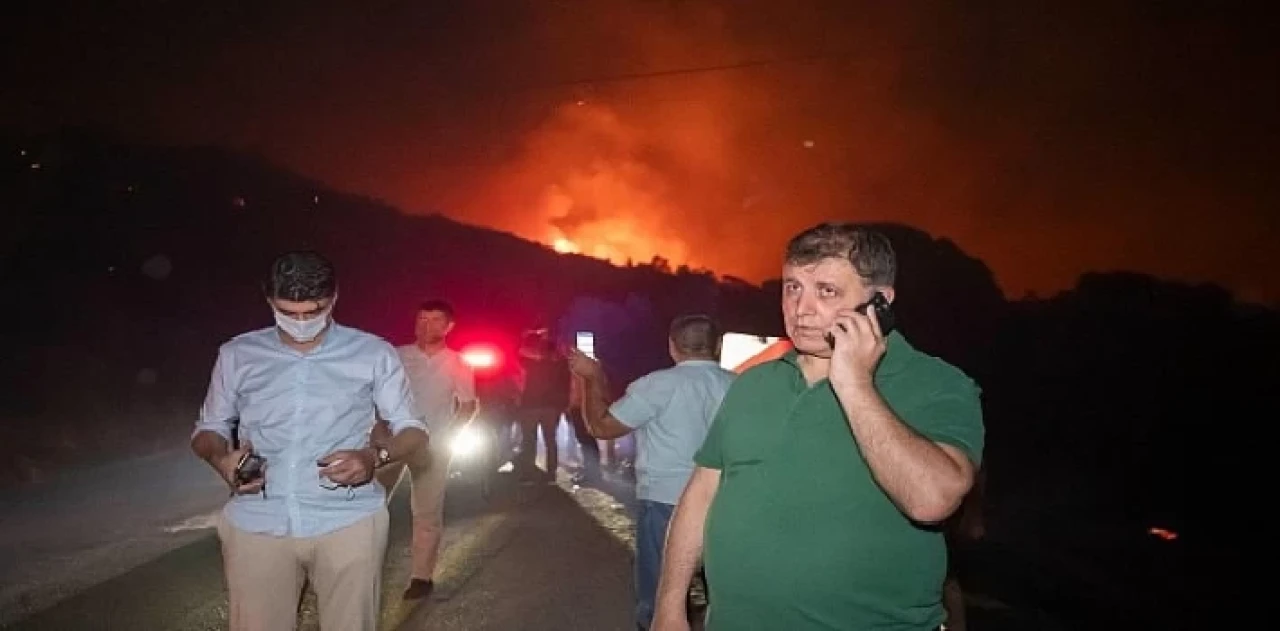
left=827, top=298, right=889, bottom=389
left=219, top=441, right=267, bottom=496
left=567, top=347, right=603, bottom=380
left=318, top=449, right=377, bottom=486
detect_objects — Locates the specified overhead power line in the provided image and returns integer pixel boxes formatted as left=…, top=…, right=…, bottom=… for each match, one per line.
left=494, top=48, right=896, bottom=95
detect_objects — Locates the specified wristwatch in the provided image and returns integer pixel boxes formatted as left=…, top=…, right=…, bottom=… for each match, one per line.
left=373, top=446, right=391, bottom=469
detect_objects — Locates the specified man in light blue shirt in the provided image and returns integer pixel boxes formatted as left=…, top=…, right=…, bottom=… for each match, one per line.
left=191, top=250, right=427, bottom=631
left=569, top=315, right=735, bottom=631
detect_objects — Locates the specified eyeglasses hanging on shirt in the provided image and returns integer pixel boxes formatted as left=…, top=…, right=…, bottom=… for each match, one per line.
left=318, top=460, right=357, bottom=500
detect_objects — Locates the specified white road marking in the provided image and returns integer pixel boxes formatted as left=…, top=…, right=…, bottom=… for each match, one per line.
left=162, top=510, right=220, bottom=533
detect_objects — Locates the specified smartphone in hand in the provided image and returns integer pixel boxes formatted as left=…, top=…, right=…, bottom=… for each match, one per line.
left=857, top=292, right=895, bottom=335
left=826, top=292, right=896, bottom=348
left=234, top=451, right=266, bottom=484
left=575, top=331, right=596, bottom=359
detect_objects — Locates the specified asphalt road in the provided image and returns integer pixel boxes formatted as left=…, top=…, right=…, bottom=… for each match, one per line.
left=0, top=447, right=488, bottom=631
left=0, top=448, right=228, bottom=626
left=0, top=430, right=1159, bottom=631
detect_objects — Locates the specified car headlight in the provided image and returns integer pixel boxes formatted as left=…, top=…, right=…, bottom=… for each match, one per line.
left=450, top=425, right=485, bottom=458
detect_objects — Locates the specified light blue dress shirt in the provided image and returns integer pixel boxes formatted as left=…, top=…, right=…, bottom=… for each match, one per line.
left=609, top=360, right=735, bottom=505
left=193, top=323, right=428, bottom=538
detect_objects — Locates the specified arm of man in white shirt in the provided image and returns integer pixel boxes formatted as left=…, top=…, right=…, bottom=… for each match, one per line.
left=191, top=345, right=264, bottom=494
left=327, top=343, right=428, bottom=484
left=451, top=357, right=479, bottom=428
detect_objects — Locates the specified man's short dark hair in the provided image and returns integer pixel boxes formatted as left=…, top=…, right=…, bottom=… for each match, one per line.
left=784, top=222, right=897, bottom=287
left=263, top=250, right=337, bottom=301
left=669, top=314, right=721, bottom=358
left=418, top=299, right=455, bottom=321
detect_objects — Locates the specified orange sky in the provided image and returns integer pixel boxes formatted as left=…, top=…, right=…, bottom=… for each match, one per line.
left=6, top=0, right=1276, bottom=304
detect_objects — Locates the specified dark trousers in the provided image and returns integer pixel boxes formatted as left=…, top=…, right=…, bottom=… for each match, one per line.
left=516, top=407, right=562, bottom=475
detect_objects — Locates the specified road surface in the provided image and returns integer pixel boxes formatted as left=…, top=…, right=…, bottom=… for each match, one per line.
left=0, top=446, right=488, bottom=630
left=0, top=431, right=1165, bottom=630
left=0, top=448, right=228, bottom=626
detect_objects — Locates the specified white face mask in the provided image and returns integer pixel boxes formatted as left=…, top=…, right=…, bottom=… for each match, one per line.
left=273, top=303, right=333, bottom=342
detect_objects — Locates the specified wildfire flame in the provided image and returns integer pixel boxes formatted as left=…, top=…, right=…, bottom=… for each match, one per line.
left=473, top=100, right=706, bottom=273
left=552, top=237, right=579, bottom=254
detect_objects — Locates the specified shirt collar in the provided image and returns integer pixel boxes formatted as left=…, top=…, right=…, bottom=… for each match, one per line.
left=677, top=359, right=721, bottom=366
left=406, top=343, right=451, bottom=360
left=779, top=330, right=912, bottom=378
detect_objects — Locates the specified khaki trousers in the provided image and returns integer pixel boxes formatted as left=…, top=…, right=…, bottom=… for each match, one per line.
left=376, top=441, right=450, bottom=580
left=217, top=509, right=389, bottom=631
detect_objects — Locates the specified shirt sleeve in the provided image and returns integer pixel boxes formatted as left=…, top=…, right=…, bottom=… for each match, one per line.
left=192, top=344, right=239, bottom=442
left=608, top=372, right=674, bottom=430
left=903, top=380, right=985, bottom=468
left=375, top=343, right=429, bottom=435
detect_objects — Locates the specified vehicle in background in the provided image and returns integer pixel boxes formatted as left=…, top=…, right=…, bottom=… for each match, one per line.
left=719, top=332, right=790, bottom=373
left=446, top=341, right=521, bottom=504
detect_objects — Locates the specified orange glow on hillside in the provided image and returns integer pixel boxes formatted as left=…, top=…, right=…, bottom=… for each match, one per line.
left=552, top=237, right=578, bottom=254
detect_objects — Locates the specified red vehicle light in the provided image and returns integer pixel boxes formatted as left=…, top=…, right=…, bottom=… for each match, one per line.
left=461, top=344, right=501, bottom=371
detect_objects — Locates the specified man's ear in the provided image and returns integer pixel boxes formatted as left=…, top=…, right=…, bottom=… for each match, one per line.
left=878, top=287, right=896, bottom=305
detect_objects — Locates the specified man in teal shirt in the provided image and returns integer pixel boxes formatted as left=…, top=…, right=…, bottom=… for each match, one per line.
left=569, top=315, right=735, bottom=630
left=652, top=223, right=985, bottom=631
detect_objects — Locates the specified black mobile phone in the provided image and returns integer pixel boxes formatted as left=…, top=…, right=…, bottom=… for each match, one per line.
left=825, top=292, right=895, bottom=348
left=858, top=292, right=895, bottom=335
left=235, top=451, right=266, bottom=484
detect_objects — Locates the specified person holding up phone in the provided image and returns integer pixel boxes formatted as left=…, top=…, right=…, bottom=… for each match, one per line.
left=651, top=223, right=985, bottom=631
left=191, top=251, right=427, bottom=631
left=568, top=315, right=735, bottom=631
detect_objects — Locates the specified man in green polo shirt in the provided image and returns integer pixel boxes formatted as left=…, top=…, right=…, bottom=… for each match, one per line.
left=652, top=222, right=984, bottom=631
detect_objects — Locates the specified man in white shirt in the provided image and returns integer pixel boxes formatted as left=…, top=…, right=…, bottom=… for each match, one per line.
left=569, top=315, right=735, bottom=630
left=374, top=299, right=477, bottom=599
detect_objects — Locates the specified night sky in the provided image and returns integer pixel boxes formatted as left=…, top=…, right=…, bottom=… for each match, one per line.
left=5, top=0, right=1275, bottom=303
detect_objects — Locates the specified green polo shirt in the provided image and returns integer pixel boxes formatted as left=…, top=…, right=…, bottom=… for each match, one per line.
left=694, top=331, right=984, bottom=631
